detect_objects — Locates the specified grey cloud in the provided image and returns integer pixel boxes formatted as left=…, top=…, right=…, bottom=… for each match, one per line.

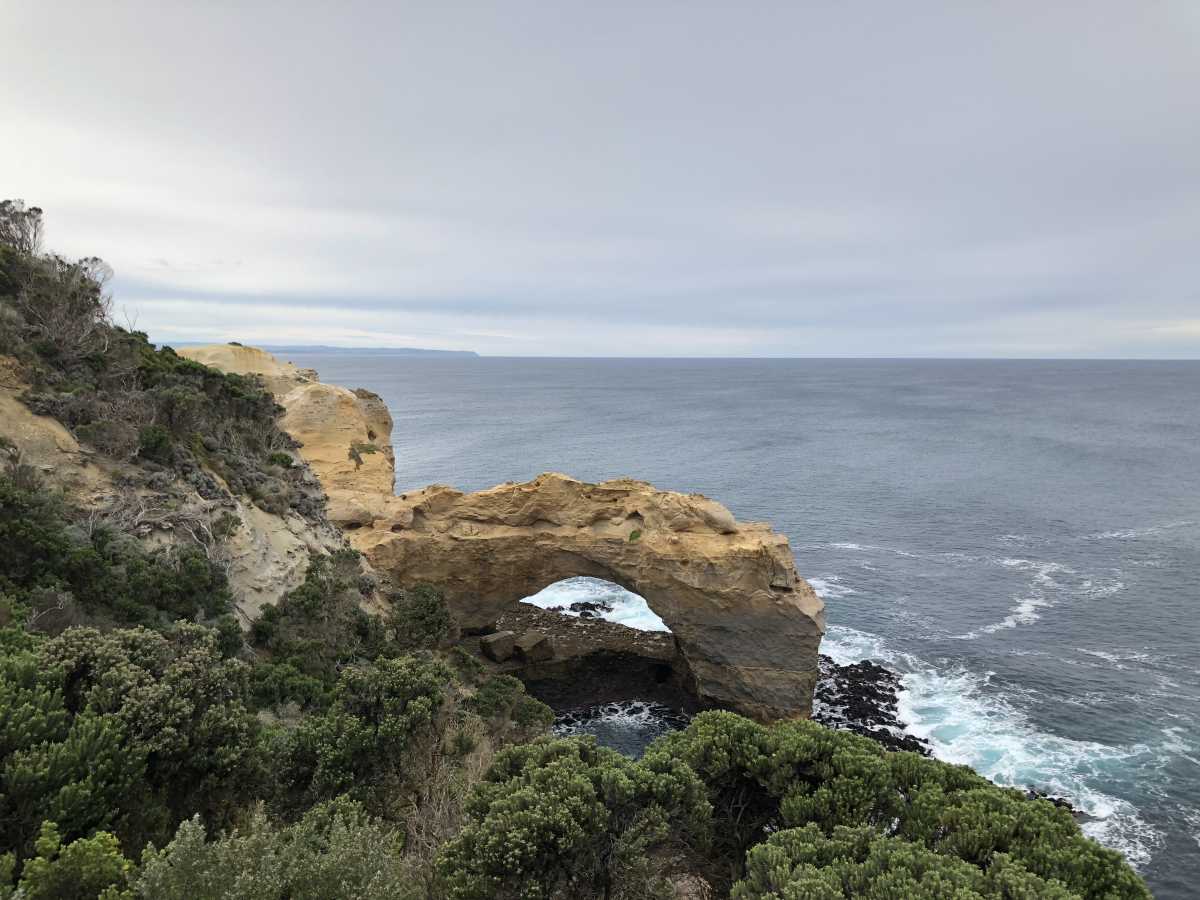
left=2, top=1, right=1198, bottom=356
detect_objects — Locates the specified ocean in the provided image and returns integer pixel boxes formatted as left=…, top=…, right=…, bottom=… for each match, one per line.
left=284, top=354, right=1199, bottom=898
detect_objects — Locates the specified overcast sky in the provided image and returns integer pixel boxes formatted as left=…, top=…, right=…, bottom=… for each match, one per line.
left=3, top=2, right=1199, bottom=357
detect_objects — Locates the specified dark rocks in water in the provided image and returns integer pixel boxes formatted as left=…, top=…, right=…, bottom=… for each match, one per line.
left=569, top=600, right=613, bottom=615
left=812, top=654, right=932, bottom=755
left=1026, top=788, right=1079, bottom=814
left=813, top=655, right=1082, bottom=817
left=554, top=700, right=693, bottom=758
left=544, top=600, right=614, bottom=618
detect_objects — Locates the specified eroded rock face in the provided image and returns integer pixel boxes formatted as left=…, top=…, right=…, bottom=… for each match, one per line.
left=178, top=345, right=396, bottom=528
left=357, top=474, right=825, bottom=720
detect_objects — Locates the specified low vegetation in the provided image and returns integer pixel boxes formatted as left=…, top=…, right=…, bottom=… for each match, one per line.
left=0, top=200, right=1151, bottom=897
left=0, top=200, right=308, bottom=518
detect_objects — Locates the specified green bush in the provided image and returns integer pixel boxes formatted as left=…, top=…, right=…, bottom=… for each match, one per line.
left=277, top=655, right=450, bottom=816
left=651, top=711, right=1149, bottom=899
left=3, top=821, right=133, bottom=900
left=448, top=645, right=484, bottom=684
left=41, top=624, right=262, bottom=843
left=0, top=472, right=232, bottom=628
left=136, top=425, right=172, bottom=462
left=0, top=623, right=260, bottom=872
left=436, top=737, right=710, bottom=899
left=134, top=800, right=418, bottom=900
left=389, top=583, right=453, bottom=650
left=1, top=202, right=300, bottom=508
left=249, top=551, right=397, bottom=709
left=464, top=674, right=554, bottom=741
left=732, top=823, right=1077, bottom=900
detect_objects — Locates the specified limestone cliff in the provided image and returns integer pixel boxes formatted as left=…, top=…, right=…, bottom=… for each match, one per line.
left=178, top=345, right=396, bottom=528
left=179, top=344, right=827, bottom=721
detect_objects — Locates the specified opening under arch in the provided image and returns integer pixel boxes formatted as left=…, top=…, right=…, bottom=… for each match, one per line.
left=520, top=576, right=670, bottom=633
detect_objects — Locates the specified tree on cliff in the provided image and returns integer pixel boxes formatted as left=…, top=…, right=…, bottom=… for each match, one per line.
left=436, top=736, right=711, bottom=899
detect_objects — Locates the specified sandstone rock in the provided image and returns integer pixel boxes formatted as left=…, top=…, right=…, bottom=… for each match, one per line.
left=179, top=345, right=397, bottom=529
left=0, top=352, right=348, bottom=627
left=356, top=473, right=826, bottom=720
left=480, top=630, right=516, bottom=662
left=515, top=630, right=554, bottom=662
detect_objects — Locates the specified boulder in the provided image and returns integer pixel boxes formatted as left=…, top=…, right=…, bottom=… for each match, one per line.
left=480, top=630, right=516, bottom=662
left=515, top=630, right=554, bottom=662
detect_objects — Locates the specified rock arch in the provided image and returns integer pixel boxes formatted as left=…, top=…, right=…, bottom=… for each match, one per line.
left=357, top=473, right=826, bottom=721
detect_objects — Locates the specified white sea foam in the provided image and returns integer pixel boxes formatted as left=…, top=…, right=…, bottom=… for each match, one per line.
left=820, top=624, right=1164, bottom=869
left=807, top=575, right=857, bottom=601
left=1080, top=521, right=1196, bottom=541
left=521, top=576, right=670, bottom=632
left=1075, top=648, right=1151, bottom=666
left=955, top=557, right=1082, bottom=639
left=831, top=541, right=923, bottom=559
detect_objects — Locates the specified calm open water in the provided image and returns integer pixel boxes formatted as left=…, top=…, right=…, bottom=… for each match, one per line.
left=286, top=354, right=1199, bottom=898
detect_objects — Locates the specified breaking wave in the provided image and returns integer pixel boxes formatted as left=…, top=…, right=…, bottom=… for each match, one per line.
left=521, top=576, right=669, bottom=632
left=820, top=623, right=1163, bottom=869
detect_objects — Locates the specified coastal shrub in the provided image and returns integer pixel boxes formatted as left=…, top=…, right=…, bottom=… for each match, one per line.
left=250, top=551, right=396, bottom=709
left=133, top=800, right=419, bottom=900
left=0, top=623, right=261, bottom=874
left=1, top=202, right=302, bottom=510
left=731, top=823, right=1076, bottom=900
left=41, top=624, right=262, bottom=843
left=275, top=655, right=450, bottom=817
left=448, top=644, right=485, bottom=683
left=136, top=424, right=172, bottom=462
left=464, top=674, right=554, bottom=741
left=3, top=821, right=133, bottom=900
left=651, top=711, right=1150, bottom=899
left=436, top=736, right=711, bottom=899
left=389, top=583, right=453, bottom=650
left=0, top=648, right=142, bottom=861
left=0, top=471, right=232, bottom=629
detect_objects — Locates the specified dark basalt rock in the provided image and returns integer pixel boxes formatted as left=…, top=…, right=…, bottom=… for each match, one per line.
left=812, top=654, right=932, bottom=755
left=813, top=654, right=1080, bottom=816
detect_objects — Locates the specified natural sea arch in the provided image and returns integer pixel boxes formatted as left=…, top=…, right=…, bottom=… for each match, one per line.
left=358, top=473, right=826, bottom=720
